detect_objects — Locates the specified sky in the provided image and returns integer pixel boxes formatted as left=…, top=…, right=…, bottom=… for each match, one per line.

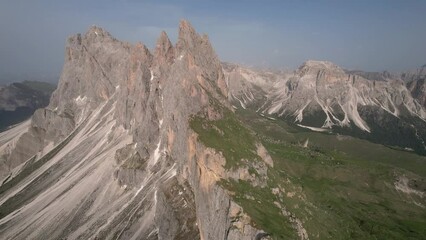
left=0, top=0, right=426, bottom=84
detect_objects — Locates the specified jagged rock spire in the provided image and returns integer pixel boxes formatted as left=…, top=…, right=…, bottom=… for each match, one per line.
left=133, top=42, right=153, bottom=66
left=178, top=20, right=196, bottom=41
left=176, top=19, right=200, bottom=53
left=154, top=31, right=174, bottom=65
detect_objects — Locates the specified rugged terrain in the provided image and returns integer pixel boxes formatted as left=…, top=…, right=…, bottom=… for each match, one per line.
left=225, top=61, right=426, bottom=155
left=0, top=81, right=56, bottom=130
left=0, top=21, right=425, bottom=240
left=0, top=21, right=269, bottom=240
left=404, top=65, right=426, bottom=108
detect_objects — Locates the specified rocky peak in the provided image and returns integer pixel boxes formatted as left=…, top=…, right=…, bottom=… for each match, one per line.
left=299, top=60, right=344, bottom=73
left=177, top=20, right=197, bottom=49
left=173, top=20, right=228, bottom=98
left=296, top=60, right=346, bottom=83
left=176, top=20, right=213, bottom=55
left=85, top=25, right=114, bottom=42
left=133, top=42, right=153, bottom=66
left=52, top=24, right=134, bottom=113
left=154, top=31, right=174, bottom=65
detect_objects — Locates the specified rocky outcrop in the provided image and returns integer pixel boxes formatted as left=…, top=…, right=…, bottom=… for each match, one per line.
left=0, top=20, right=263, bottom=240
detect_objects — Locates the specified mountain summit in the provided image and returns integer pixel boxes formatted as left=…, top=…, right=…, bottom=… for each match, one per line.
left=0, top=20, right=266, bottom=239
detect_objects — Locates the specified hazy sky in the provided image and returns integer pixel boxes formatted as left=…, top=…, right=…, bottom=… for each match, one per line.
left=1, top=0, right=426, bottom=83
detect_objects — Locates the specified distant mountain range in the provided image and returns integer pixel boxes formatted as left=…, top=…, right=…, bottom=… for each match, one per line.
left=225, top=61, right=426, bottom=155
left=0, top=81, right=56, bottom=130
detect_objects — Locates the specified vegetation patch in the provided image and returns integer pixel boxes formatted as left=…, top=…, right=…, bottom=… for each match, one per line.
left=189, top=110, right=259, bottom=169
left=221, top=179, right=297, bottom=239
left=234, top=108, right=426, bottom=239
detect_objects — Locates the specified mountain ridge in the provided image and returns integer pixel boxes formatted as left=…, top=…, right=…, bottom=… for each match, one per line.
left=225, top=60, right=426, bottom=154
left=0, top=20, right=270, bottom=240
left=0, top=21, right=425, bottom=240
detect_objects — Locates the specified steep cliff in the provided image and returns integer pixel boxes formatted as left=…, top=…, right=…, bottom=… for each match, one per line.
left=0, top=21, right=269, bottom=239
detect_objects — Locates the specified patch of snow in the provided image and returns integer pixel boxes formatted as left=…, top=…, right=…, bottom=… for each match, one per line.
left=151, top=137, right=162, bottom=166
left=297, top=124, right=329, bottom=132
left=154, top=189, right=158, bottom=205
left=150, top=69, right=154, bottom=81
left=75, top=95, right=87, bottom=105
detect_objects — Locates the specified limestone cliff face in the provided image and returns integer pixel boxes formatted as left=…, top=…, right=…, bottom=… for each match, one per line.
left=0, top=21, right=265, bottom=240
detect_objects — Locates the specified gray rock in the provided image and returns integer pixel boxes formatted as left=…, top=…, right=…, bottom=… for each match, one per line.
left=0, top=20, right=260, bottom=240
left=405, top=66, right=426, bottom=108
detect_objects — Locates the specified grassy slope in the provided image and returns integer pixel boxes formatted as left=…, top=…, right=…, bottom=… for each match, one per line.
left=191, top=107, right=426, bottom=240
left=190, top=112, right=259, bottom=169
